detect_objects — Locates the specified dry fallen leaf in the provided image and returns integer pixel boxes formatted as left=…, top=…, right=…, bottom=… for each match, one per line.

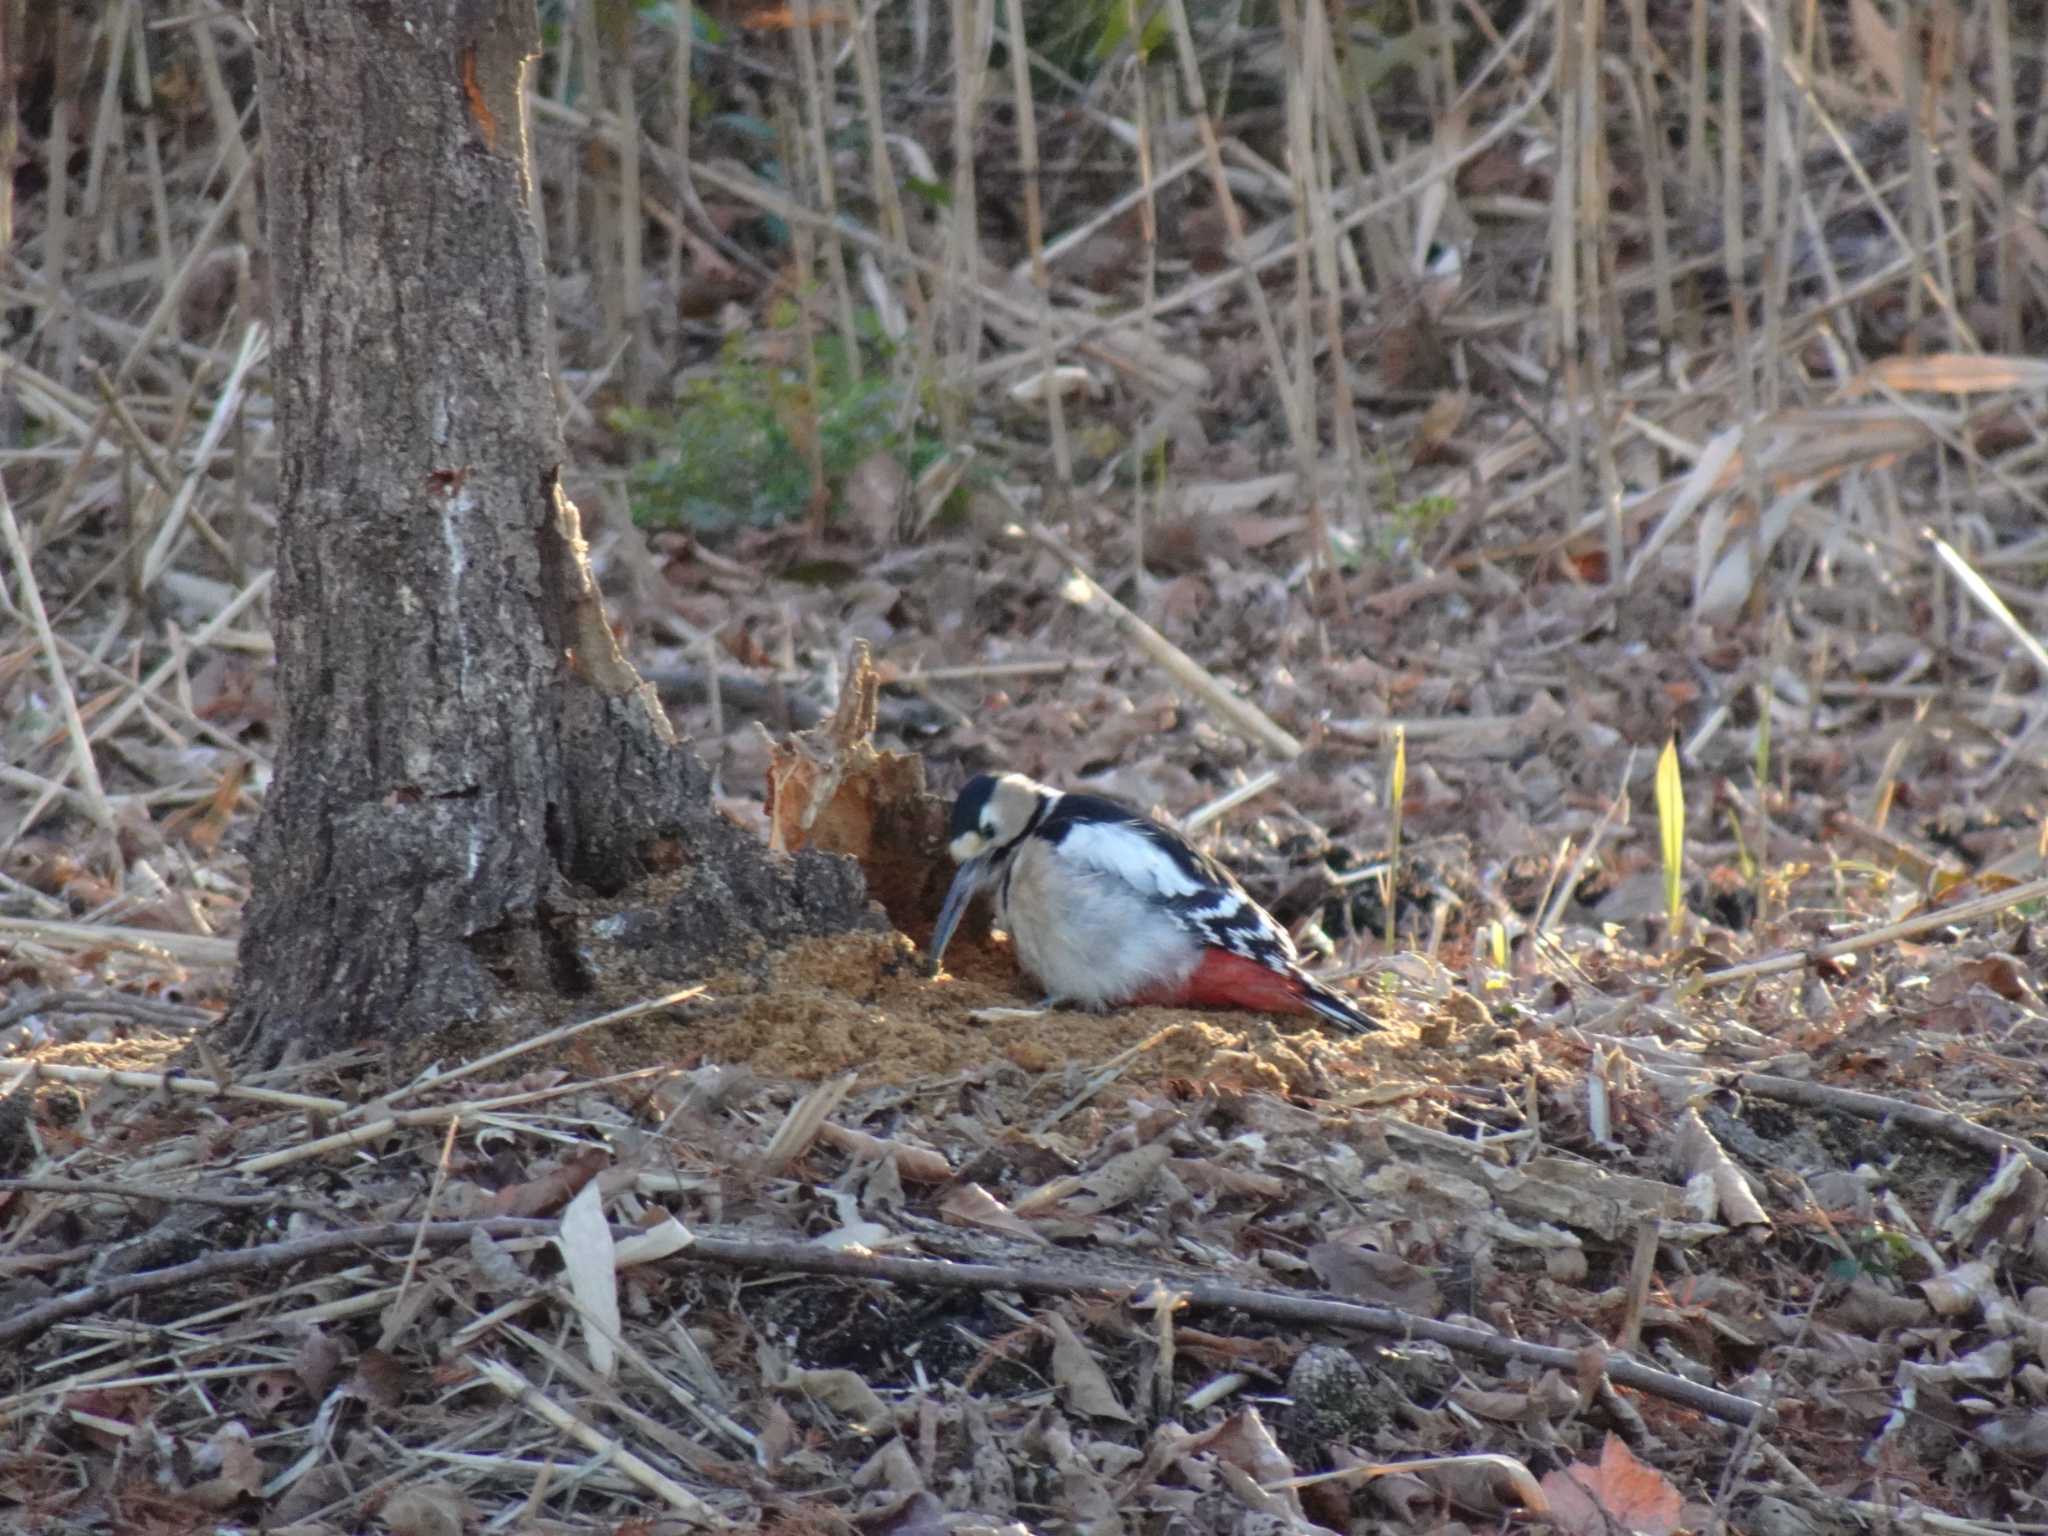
left=559, top=1178, right=621, bottom=1379
left=1540, top=1435, right=1682, bottom=1536
left=179, top=1421, right=266, bottom=1510
left=786, top=1367, right=890, bottom=1428
left=818, top=1121, right=955, bottom=1183
left=938, top=1181, right=1045, bottom=1242
left=1043, top=1310, right=1133, bottom=1423
left=381, top=1482, right=476, bottom=1536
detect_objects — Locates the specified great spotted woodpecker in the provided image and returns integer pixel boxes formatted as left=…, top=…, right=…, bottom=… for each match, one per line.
left=926, top=772, right=1379, bottom=1034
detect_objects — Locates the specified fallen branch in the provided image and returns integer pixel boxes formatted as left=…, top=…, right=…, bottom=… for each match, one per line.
left=1690, top=874, right=2048, bottom=991
left=0, top=1219, right=1764, bottom=1425
left=0, top=1219, right=552, bottom=1348
left=1734, top=1072, right=2048, bottom=1177
left=0, top=1178, right=302, bottom=1209
left=672, top=1237, right=1764, bottom=1426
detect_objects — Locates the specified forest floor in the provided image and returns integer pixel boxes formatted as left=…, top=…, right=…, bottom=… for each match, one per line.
left=7, top=3, right=2048, bottom=1534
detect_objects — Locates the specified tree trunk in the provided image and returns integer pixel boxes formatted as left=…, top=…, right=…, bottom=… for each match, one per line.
left=233, top=0, right=869, bottom=1066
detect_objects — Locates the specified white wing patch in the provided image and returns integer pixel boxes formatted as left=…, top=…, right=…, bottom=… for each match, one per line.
left=1055, top=820, right=1210, bottom=899
left=1052, top=819, right=1301, bottom=965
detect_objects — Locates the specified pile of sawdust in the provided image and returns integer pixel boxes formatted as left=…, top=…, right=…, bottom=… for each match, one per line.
left=582, top=928, right=1390, bottom=1088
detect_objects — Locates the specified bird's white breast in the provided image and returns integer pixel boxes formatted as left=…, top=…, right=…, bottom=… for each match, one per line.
left=998, top=836, right=1203, bottom=1007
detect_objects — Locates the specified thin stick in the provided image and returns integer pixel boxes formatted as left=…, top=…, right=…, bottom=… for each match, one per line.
left=0, top=916, right=237, bottom=965
left=1002, top=0, right=1070, bottom=488
left=787, top=0, right=862, bottom=380
left=0, top=1057, right=348, bottom=1113
left=0, top=1179, right=305, bottom=1210
left=374, top=985, right=707, bottom=1110
left=0, top=478, right=115, bottom=834
left=1732, top=1072, right=2048, bottom=1178
left=139, top=322, right=267, bottom=587
left=1924, top=528, right=2048, bottom=679
left=1179, top=769, right=1282, bottom=837
left=470, top=1355, right=721, bottom=1521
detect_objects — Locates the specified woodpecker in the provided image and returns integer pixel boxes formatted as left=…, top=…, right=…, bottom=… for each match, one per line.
left=926, top=772, right=1378, bottom=1034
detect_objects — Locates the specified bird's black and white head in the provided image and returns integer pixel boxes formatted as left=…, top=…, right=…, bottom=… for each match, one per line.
left=927, top=772, right=1054, bottom=975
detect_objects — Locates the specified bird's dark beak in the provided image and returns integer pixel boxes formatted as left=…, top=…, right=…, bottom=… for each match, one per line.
left=927, top=853, right=988, bottom=977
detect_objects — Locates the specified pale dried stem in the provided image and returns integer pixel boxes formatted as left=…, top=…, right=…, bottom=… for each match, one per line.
left=608, top=25, right=649, bottom=402
left=0, top=479, right=115, bottom=836
left=574, top=0, right=623, bottom=365
left=1001, top=0, right=1070, bottom=489
left=188, top=12, right=259, bottom=252
left=942, top=0, right=994, bottom=436
left=1025, top=522, right=1303, bottom=760
left=0, top=1220, right=1766, bottom=1425
left=1119, top=0, right=1161, bottom=583
left=1159, top=0, right=1309, bottom=460
left=0, top=1057, right=347, bottom=1113
left=378, top=985, right=708, bottom=1110
left=788, top=0, right=863, bottom=382
left=1689, top=873, right=2048, bottom=992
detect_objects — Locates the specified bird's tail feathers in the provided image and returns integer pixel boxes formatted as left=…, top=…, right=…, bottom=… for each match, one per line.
left=1299, top=975, right=1380, bottom=1035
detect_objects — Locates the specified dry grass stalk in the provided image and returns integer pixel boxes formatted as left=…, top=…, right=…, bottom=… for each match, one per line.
left=1025, top=522, right=1303, bottom=760
left=1694, top=872, right=2048, bottom=991
left=470, top=1355, right=723, bottom=1521
left=0, top=485, right=114, bottom=838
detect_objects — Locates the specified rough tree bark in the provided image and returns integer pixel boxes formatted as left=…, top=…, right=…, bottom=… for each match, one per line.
left=233, top=1, right=869, bottom=1066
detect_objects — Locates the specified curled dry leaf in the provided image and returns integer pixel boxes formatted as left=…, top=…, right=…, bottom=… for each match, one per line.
left=1189, top=1407, right=1300, bottom=1518
left=559, top=1179, right=620, bottom=1379
left=1417, top=1454, right=1550, bottom=1519
left=1169, top=1157, right=1288, bottom=1200
left=349, top=1348, right=411, bottom=1410
left=786, top=1367, right=890, bottom=1428
left=489, top=1146, right=609, bottom=1218
left=1306, top=1238, right=1444, bottom=1313
left=1921, top=1258, right=1998, bottom=1319
left=1674, top=1108, right=1771, bottom=1230
left=615, top=1215, right=694, bottom=1267
left=1945, top=1153, right=2047, bottom=1251
left=818, top=1120, right=954, bottom=1182
left=1060, top=1140, right=1173, bottom=1217
left=294, top=1328, right=344, bottom=1397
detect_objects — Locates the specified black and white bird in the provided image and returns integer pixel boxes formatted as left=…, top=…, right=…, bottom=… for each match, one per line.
left=926, top=772, right=1378, bottom=1034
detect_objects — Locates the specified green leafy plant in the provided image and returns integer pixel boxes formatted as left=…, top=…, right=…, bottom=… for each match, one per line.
left=1362, top=491, right=1459, bottom=561
left=617, top=323, right=943, bottom=533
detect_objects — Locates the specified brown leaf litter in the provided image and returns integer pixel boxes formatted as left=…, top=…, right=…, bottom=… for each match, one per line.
left=12, top=4, right=2048, bottom=1530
